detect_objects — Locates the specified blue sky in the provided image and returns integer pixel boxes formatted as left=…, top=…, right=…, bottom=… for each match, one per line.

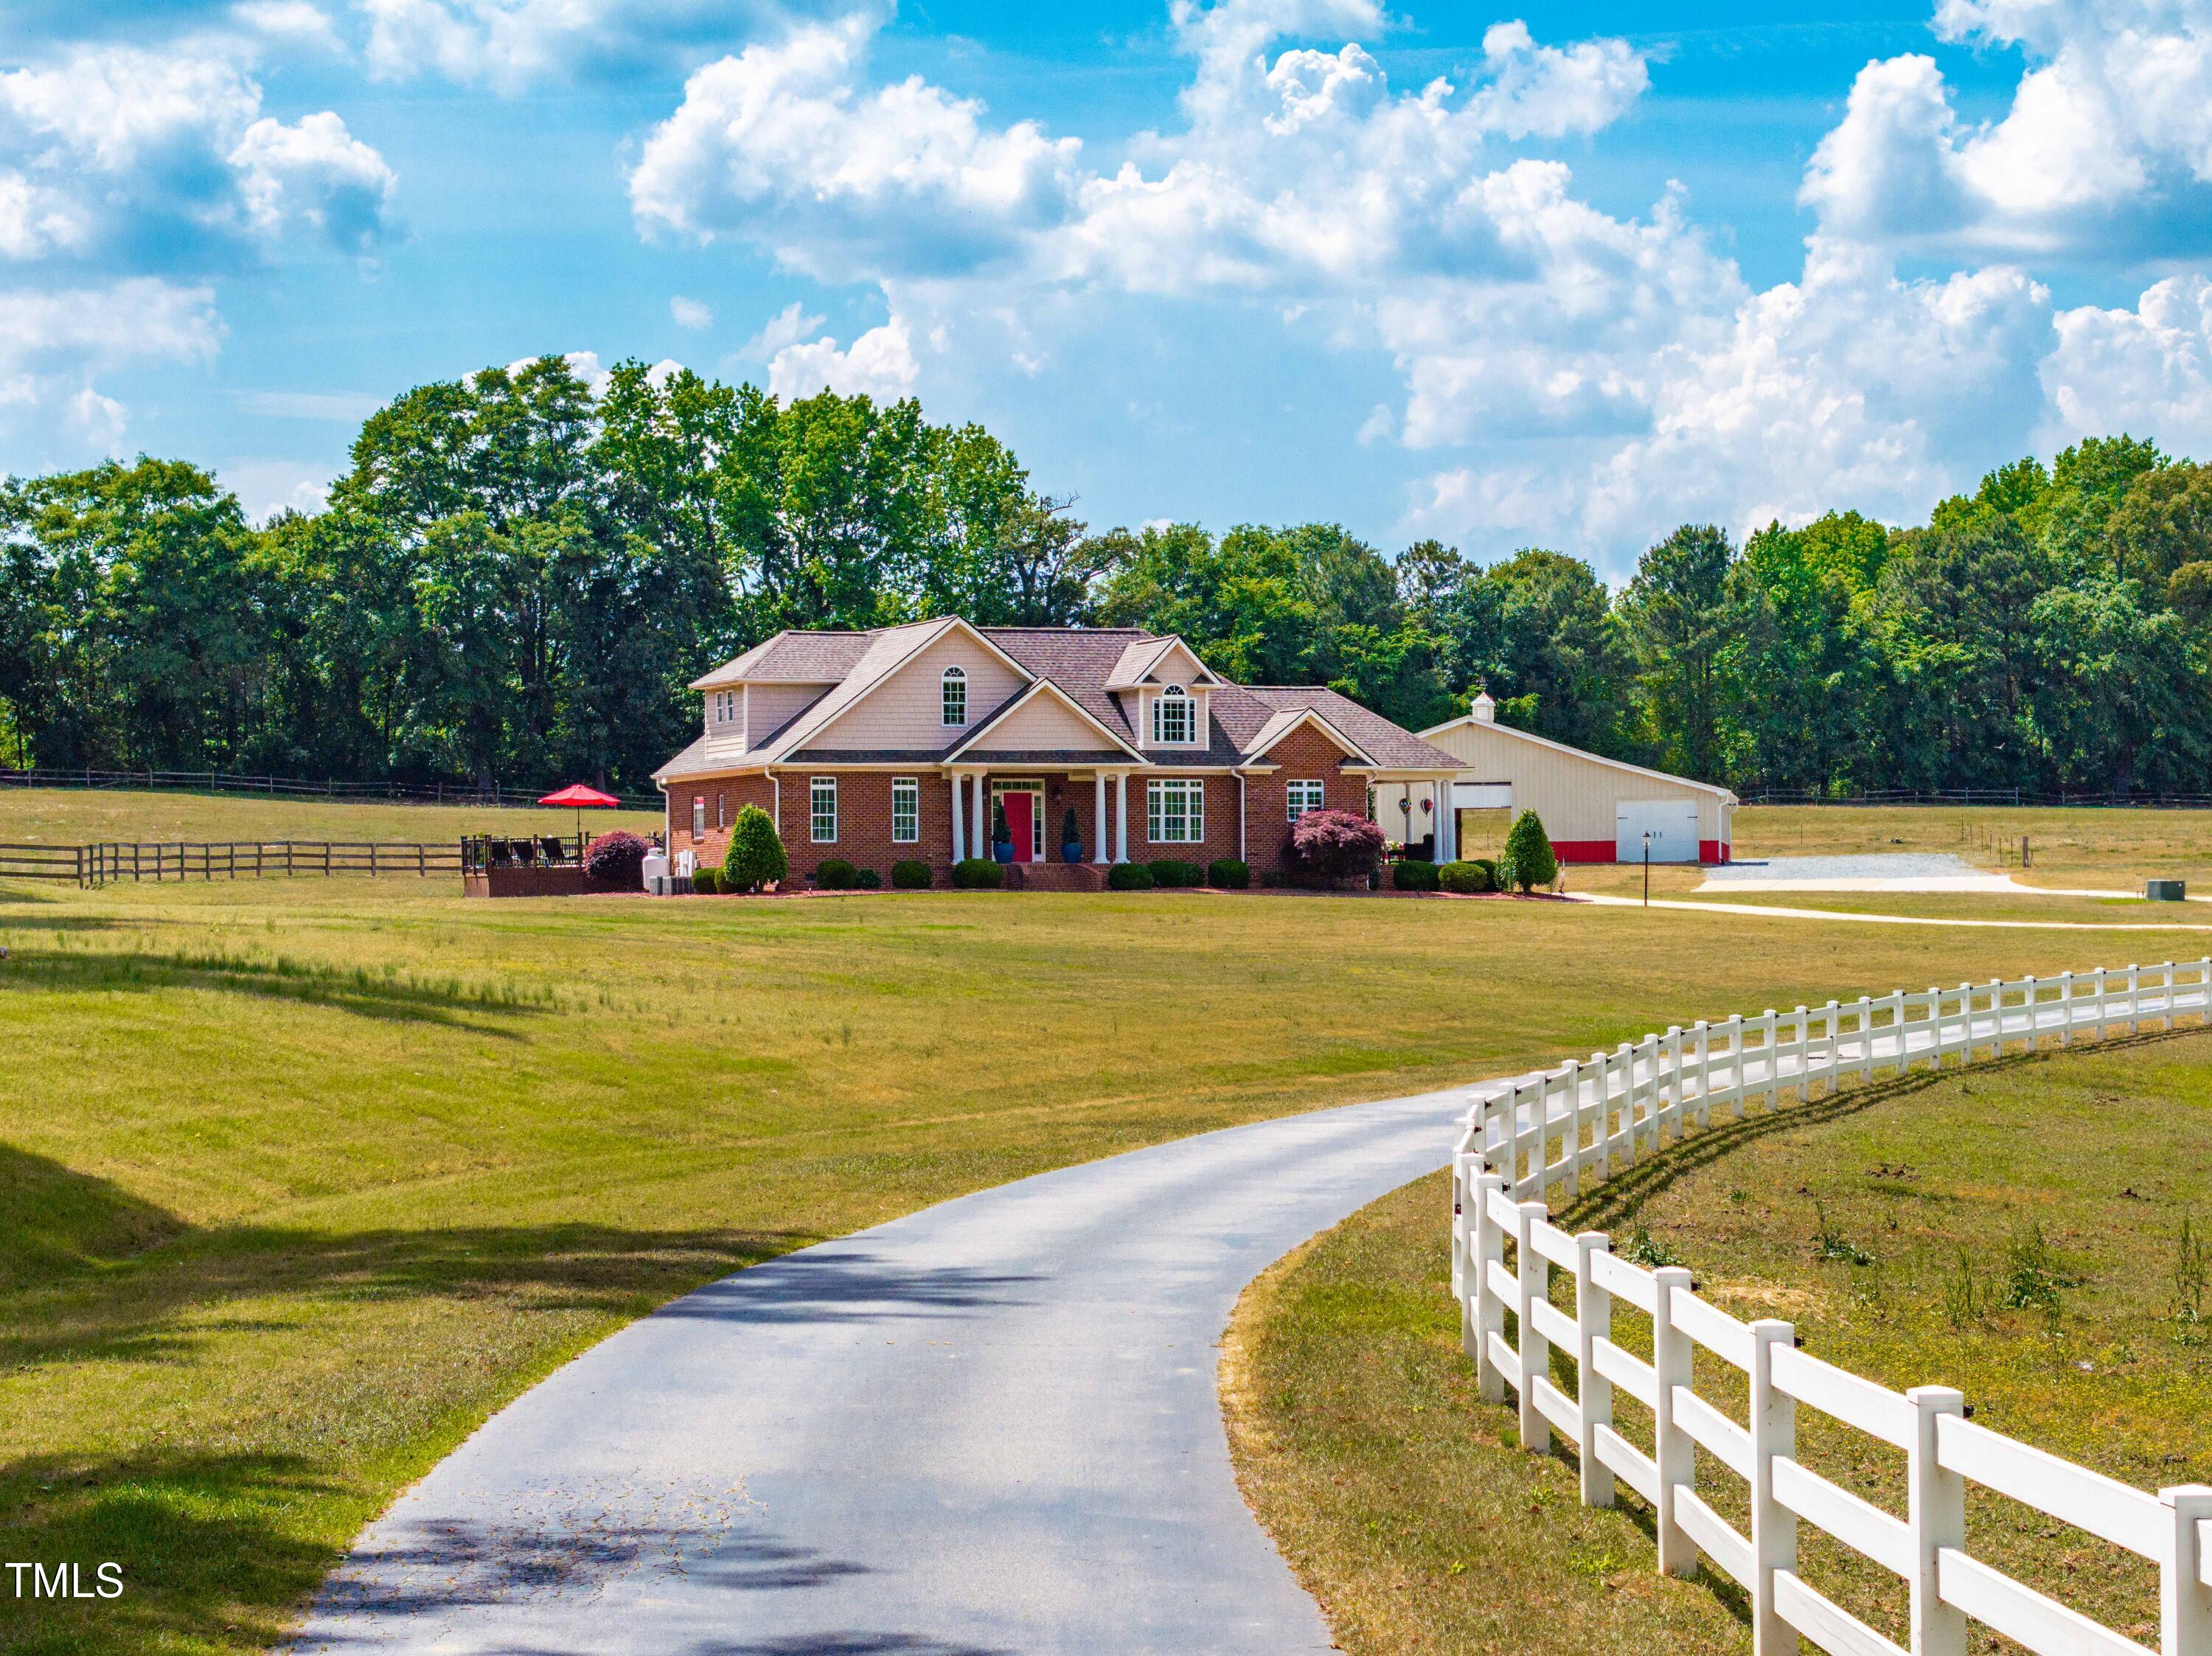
left=7, top=0, right=2212, bottom=577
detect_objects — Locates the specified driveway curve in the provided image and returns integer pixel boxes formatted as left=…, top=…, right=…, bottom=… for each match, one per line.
left=291, top=1084, right=1485, bottom=1656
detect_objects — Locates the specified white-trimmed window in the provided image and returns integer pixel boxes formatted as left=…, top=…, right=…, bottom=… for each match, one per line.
left=891, top=776, right=919, bottom=843
left=942, top=666, right=968, bottom=726
left=810, top=776, right=838, bottom=843
left=692, top=793, right=706, bottom=837
left=1152, top=684, right=1193, bottom=745
left=1286, top=779, right=1325, bottom=823
left=717, top=791, right=727, bottom=829
left=1147, top=778, right=1205, bottom=843
left=712, top=689, right=736, bottom=727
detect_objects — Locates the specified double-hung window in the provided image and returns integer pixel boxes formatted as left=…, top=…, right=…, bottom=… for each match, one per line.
left=717, top=792, right=727, bottom=829
left=1152, top=684, right=1192, bottom=745
left=692, top=794, right=706, bottom=837
left=942, top=666, right=967, bottom=726
left=891, top=776, right=919, bottom=843
left=1286, top=779, right=1324, bottom=822
left=1147, top=778, right=1204, bottom=843
left=810, top=776, right=838, bottom=843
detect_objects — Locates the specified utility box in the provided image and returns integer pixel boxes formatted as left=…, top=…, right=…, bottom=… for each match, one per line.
left=2146, top=878, right=2187, bottom=901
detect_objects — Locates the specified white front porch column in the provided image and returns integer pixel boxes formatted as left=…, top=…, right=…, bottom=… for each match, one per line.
left=1435, top=779, right=1455, bottom=862
left=972, top=771, right=987, bottom=853
left=1114, top=772, right=1130, bottom=863
left=950, top=770, right=966, bottom=862
left=1093, top=773, right=1108, bottom=865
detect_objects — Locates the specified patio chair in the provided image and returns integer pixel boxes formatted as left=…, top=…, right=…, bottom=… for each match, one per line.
left=513, top=838, right=538, bottom=867
left=540, top=835, right=567, bottom=865
left=488, top=838, right=515, bottom=869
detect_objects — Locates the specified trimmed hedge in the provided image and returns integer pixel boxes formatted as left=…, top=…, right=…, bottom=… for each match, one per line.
left=1438, top=859, right=1494, bottom=894
left=1148, top=859, right=1203, bottom=888
left=1207, top=857, right=1251, bottom=889
left=723, top=804, right=787, bottom=893
left=1107, top=862, right=1155, bottom=891
left=891, top=859, right=932, bottom=890
left=855, top=868, right=881, bottom=889
left=1391, top=858, right=1440, bottom=892
left=815, top=857, right=859, bottom=890
left=953, top=857, right=1004, bottom=889
left=691, top=867, right=720, bottom=895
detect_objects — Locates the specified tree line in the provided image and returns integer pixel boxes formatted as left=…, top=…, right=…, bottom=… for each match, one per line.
left=1, top=356, right=2206, bottom=796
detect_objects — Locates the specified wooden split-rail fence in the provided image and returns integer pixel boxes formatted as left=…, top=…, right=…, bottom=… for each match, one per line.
left=0, top=841, right=465, bottom=887
left=1450, top=959, right=2212, bottom=1656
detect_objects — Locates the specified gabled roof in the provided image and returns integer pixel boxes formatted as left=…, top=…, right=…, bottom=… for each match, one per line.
left=1239, top=705, right=1378, bottom=768
left=757, top=618, right=1037, bottom=763
left=1236, top=686, right=1461, bottom=771
left=1419, top=712, right=1739, bottom=801
left=690, top=630, right=870, bottom=691
left=944, top=676, right=1149, bottom=763
left=1104, top=635, right=1222, bottom=691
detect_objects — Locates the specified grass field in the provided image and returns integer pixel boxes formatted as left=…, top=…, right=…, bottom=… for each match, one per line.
left=1225, top=1031, right=2212, bottom=1656
left=1, top=790, right=2207, bottom=1653
left=0, top=788, right=661, bottom=847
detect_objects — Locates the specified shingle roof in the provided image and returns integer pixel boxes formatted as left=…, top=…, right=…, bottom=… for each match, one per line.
left=1239, top=686, right=1462, bottom=770
left=690, top=630, right=873, bottom=689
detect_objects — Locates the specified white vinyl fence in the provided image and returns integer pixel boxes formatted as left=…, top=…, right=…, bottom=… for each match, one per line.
left=1449, top=958, right=2212, bottom=1656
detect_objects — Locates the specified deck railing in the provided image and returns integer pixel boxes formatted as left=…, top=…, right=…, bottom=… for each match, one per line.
left=1450, top=959, right=2212, bottom=1656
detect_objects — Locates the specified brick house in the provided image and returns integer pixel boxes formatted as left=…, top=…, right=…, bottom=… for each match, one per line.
left=653, top=618, right=1464, bottom=888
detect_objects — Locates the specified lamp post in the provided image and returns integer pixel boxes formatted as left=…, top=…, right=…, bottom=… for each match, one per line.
left=1643, top=828, right=1652, bottom=908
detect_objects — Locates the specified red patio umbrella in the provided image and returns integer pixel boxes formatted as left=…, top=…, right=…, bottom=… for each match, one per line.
left=539, top=783, right=622, bottom=849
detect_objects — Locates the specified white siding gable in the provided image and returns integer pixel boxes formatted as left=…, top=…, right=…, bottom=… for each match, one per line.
left=807, top=629, right=1027, bottom=751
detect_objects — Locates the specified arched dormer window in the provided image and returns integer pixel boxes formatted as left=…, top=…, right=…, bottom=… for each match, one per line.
left=1152, top=683, right=1193, bottom=745
left=942, top=665, right=968, bottom=726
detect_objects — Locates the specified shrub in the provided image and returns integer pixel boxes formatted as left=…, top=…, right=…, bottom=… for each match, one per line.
left=1284, top=807, right=1385, bottom=886
left=582, top=830, right=650, bottom=889
left=891, top=858, right=932, bottom=890
left=1208, top=857, right=1250, bottom=889
left=815, top=857, right=859, bottom=890
left=1107, top=862, right=1155, bottom=891
left=855, top=868, right=881, bottom=889
left=723, top=804, right=787, bottom=893
left=1500, top=809, right=1557, bottom=891
left=1391, top=858, right=1439, bottom=891
left=1438, top=859, right=1493, bottom=894
left=1149, top=859, right=1203, bottom=888
left=690, top=866, right=720, bottom=895
left=1470, top=857, right=1498, bottom=886
left=953, top=857, right=1004, bottom=889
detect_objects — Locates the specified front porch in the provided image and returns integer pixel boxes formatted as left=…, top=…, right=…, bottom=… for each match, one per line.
left=944, top=765, right=1145, bottom=869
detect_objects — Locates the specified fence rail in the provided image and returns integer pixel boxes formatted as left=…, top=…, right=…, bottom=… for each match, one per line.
left=1450, top=958, right=2212, bottom=1656
left=1739, top=787, right=2212, bottom=808
left=0, top=841, right=467, bottom=886
left=0, top=767, right=657, bottom=812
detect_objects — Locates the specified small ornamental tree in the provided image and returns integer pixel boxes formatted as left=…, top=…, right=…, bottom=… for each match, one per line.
left=582, top=830, right=649, bottom=889
left=723, top=804, right=787, bottom=893
left=1284, top=807, right=1385, bottom=886
left=1500, top=809, right=1557, bottom=891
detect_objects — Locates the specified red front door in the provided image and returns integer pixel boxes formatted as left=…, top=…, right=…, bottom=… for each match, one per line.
left=1002, top=791, right=1034, bottom=862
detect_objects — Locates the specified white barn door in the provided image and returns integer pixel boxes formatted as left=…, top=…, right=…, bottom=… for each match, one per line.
left=1616, top=800, right=1698, bottom=863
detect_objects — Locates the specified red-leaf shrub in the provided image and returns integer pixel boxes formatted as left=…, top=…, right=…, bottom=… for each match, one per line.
left=1284, top=808, right=1384, bottom=886
left=583, top=830, right=650, bottom=888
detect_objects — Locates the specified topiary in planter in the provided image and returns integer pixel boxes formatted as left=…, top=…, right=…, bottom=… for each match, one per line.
left=1438, top=859, right=1493, bottom=894
left=1283, top=807, right=1385, bottom=887
left=815, top=857, right=859, bottom=890
left=723, top=804, right=787, bottom=893
left=582, top=830, right=650, bottom=889
left=1061, top=805, right=1082, bottom=863
left=1391, top=858, right=1439, bottom=891
left=953, top=857, right=1004, bottom=889
left=1107, top=862, right=1155, bottom=891
left=891, top=859, right=932, bottom=889
left=1501, top=809, right=1557, bottom=891
left=1207, top=858, right=1250, bottom=889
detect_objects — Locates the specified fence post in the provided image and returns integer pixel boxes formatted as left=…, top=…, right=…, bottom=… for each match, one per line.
left=2201, top=959, right=2212, bottom=1026
left=1857, top=997, right=1876, bottom=1082
left=1515, top=1200, right=1551, bottom=1454
left=1652, top=1266, right=1697, bottom=1577
left=1590, top=1054, right=1613, bottom=1180
left=2023, top=974, right=2040, bottom=1051
left=2161, top=1485, right=2212, bottom=1656
left=1660, top=1027, right=1683, bottom=1142
left=1820, top=1001, right=1839, bottom=1094
left=1792, top=1005, right=1810, bottom=1102
left=1692, top=1021, right=1712, bottom=1130
left=1725, top=1015, right=1747, bottom=1119
left=2165, top=961, right=2177, bottom=1031
left=1453, top=1144, right=1477, bottom=1359
left=1748, top=1318, right=1799, bottom=1656
left=2059, top=970, right=2075, bottom=1046
left=1575, top=1233, right=1613, bottom=1509
left=1473, top=1173, right=1508, bottom=1403
left=1888, top=990, right=1908, bottom=1071
left=1908, top=1386, right=1969, bottom=1656
left=1762, top=1010, right=1781, bottom=1110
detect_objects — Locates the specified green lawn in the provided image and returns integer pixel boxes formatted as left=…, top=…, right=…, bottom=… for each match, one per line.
left=1225, top=1031, right=2212, bottom=1656
left=1, top=791, right=2205, bottom=1653
left=0, top=787, right=661, bottom=848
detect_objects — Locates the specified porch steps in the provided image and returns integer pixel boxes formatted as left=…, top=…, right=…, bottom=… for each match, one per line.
left=1004, top=862, right=1110, bottom=893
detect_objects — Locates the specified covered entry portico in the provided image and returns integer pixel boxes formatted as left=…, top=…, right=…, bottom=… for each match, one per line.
left=945, top=765, right=1139, bottom=865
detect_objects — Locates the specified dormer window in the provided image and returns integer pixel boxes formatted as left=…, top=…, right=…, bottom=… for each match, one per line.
left=711, top=689, right=736, bottom=726
left=1152, top=684, right=1193, bottom=745
left=942, top=665, right=968, bottom=726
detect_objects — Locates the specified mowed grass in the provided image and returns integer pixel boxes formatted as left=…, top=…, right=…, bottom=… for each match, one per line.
left=1225, top=1031, right=2212, bottom=1656
left=0, top=790, right=2203, bottom=1654
left=1730, top=803, right=2212, bottom=886
left=0, top=787, right=661, bottom=846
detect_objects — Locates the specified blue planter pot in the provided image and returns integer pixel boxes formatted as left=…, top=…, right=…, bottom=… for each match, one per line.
left=1061, top=842, right=1083, bottom=865
left=992, top=842, right=1015, bottom=865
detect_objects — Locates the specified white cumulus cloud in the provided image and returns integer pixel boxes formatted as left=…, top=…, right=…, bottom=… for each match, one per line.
left=766, top=313, right=917, bottom=401
left=669, top=293, right=714, bottom=329
left=0, top=278, right=222, bottom=461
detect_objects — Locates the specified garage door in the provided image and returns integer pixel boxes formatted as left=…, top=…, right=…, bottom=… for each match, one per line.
left=1617, top=799, right=1700, bottom=863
